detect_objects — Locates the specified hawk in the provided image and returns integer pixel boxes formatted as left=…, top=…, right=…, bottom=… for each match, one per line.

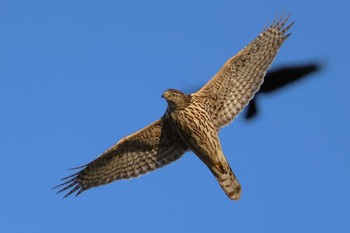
left=55, top=15, right=293, bottom=200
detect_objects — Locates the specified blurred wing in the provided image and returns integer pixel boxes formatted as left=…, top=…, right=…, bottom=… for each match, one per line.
left=193, top=15, right=294, bottom=129
left=55, top=119, right=188, bottom=198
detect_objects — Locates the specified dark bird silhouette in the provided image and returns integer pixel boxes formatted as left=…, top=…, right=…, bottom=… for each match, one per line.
left=244, top=63, right=321, bottom=120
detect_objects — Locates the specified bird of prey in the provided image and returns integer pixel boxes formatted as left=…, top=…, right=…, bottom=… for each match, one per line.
left=55, top=15, right=294, bottom=200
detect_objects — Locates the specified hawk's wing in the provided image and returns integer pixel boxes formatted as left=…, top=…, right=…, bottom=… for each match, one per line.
left=55, top=119, right=188, bottom=198
left=193, top=15, right=294, bottom=129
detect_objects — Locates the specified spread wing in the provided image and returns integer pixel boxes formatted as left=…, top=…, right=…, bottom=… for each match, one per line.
left=54, top=119, right=188, bottom=198
left=193, top=14, right=294, bottom=129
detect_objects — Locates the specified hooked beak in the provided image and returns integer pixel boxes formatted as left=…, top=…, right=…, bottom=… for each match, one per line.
left=161, top=92, right=167, bottom=99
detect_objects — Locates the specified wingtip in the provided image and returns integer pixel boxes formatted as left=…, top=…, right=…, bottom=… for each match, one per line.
left=53, top=173, right=82, bottom=198
left=282, top=20, right=295, bottom=36
left=263, top=13, right=294, bottom=37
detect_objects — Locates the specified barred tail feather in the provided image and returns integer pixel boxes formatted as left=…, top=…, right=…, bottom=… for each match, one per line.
left=217, top=169, right=241, bottom=200
left=210, top=161, right=242, bottom=200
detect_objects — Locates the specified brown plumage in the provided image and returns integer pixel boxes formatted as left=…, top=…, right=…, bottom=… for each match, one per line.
left=55, top=14, right=293, bottom=200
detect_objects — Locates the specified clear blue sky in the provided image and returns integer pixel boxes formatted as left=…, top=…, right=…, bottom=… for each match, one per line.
left=1, top=0, right=349, bottom=232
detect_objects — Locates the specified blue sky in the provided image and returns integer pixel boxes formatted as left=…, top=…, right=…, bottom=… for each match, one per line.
left=1, top=0, right=349, bottom=232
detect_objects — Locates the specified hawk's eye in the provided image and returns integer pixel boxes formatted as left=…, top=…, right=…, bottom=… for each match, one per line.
left=172, top=94, right=177, bottom=98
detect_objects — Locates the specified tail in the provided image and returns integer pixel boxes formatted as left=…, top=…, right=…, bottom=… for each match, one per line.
left=210, top=162, right=242, bottom=200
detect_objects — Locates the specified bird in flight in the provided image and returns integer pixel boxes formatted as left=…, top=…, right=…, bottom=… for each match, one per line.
left=55, top=14, right=294, bottom=200
left=245, top=63, right=320, bottom=119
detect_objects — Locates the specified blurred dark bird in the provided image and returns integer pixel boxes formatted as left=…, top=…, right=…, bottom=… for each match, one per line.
left=244, top=63, right=321, bottom=120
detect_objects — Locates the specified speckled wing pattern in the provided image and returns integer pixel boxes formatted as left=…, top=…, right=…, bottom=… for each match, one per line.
left=55, top=119, right=188, bottom=197
left=193, top=15, right=294, bottom=129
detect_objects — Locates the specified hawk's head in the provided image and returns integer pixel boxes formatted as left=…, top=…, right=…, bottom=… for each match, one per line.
left=162, top=89, right=191, bottom=110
